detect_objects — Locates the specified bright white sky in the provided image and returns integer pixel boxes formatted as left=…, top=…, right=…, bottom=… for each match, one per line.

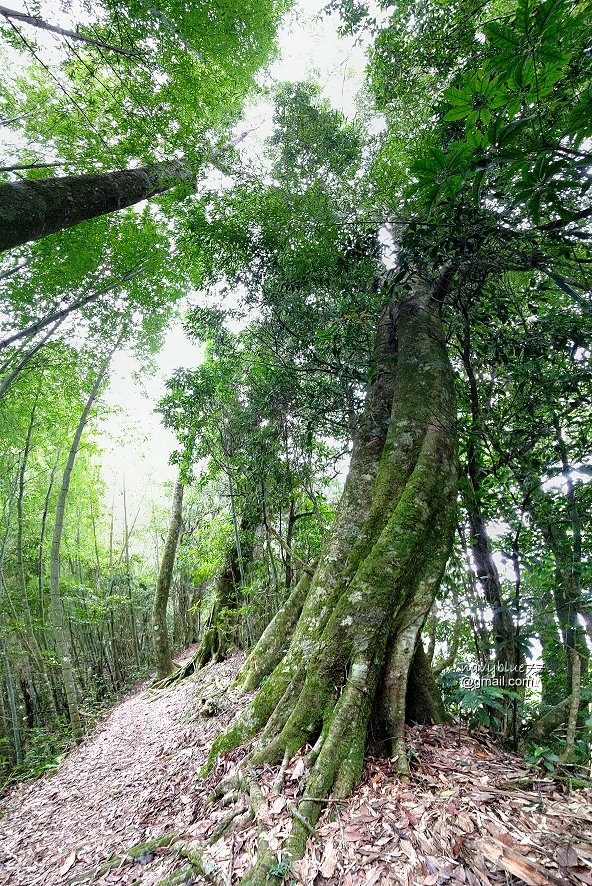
left=96, top=0, right=370, bottom=544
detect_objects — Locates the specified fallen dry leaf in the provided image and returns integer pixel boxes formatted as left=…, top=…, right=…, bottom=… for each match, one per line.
left=59, top=851, right=76, bottom=876
left=319, top=839, right=338, bottom=878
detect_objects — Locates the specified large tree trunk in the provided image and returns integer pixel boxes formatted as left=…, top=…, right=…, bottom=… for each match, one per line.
left=0, top=161, right=191, bottom=252
left=204, top=270, right=458, bottom=879
left=152, top=476, right=184, bottom=680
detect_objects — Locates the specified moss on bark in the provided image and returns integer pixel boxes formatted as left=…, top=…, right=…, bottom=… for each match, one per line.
left=0, top=161, right=191, bottom=252
left=236, top=569, right=313, bottom=692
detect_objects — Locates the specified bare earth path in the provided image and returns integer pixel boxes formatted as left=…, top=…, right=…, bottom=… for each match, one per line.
left=0, top=653, right=244, bottom=886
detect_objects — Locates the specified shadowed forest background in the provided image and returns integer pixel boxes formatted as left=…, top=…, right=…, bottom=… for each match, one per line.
left=0, top=0, right=591, bottom=883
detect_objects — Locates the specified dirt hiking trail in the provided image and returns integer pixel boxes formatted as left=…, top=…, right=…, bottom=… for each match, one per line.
left=0, top=653, right=243, bottom=885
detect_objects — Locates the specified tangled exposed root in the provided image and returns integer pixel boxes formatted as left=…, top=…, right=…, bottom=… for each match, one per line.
left=70, top=830, right=228, bottom=886
left=150, top=654, right=199, bottom=691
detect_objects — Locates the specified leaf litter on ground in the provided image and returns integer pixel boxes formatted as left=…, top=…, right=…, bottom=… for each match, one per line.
left=0, top=653, right=590, bottom=886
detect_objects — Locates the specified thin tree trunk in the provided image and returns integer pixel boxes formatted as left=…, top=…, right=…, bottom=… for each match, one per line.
left=0, top=5, right=142, bottom=57
left=38, top=447, right=61, bottom=621
left=152, top=475, right=184, bottom=680
left=522, top=475, right=589, bottom=697
left=0, top=639, right=22, bottom=763
left=0, top=162, right=60, bottom=173
left=50, top=350, right=114, bottom=741
left=458, top=525, right=491, bottom=667
left=122, top=477, right=140, bottom=670
left=0, top=161, right=192, bottom=252
left=0, top=259, right=28, bottom=282
left=560, top=650, right=581, bottom=764
left=553, top=421, right=588, bottom=691
left=0, top=678, right=12, bottom=771
left=15, top=393, right=58, bottom=717
left=460, top=319, right=521, bottom=732
left=0, top=264, right=143, bottom=351
left=0, top=317, right=64, bottom=398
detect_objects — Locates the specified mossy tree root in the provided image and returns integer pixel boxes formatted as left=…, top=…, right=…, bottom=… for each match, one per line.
left=235, top=570, right=313, bottom=693
left=169, top=840, right=224, bottom=885
left=150, top=633, right=231, bottom=693
left=151, top=655, right=197, bottom=690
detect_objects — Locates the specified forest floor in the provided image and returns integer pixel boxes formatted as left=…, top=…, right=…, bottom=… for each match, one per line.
left=0, top=653, right=591, bottom=886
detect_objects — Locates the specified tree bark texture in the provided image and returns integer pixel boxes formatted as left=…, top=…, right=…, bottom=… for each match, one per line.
left=0, top=161, right=191, bottom=252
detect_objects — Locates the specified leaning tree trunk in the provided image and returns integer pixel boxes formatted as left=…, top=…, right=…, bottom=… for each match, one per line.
left=157, top=515, right=255, bottom=686
left=152, top=475, right=184, bottom=681
left=204, top=270, right=458, bottom=881
left=50, top=351, right=113, bottom=741
left=0, top=5, right=142, bottom=57
left=0, top=160, right=192, bottom=252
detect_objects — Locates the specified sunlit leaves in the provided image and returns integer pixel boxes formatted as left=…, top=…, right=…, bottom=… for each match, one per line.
left=2, top=0, right=292, bottom=172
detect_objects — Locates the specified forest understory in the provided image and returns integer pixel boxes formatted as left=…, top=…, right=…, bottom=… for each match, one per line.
left=1, top=651, right=591, bottom=886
